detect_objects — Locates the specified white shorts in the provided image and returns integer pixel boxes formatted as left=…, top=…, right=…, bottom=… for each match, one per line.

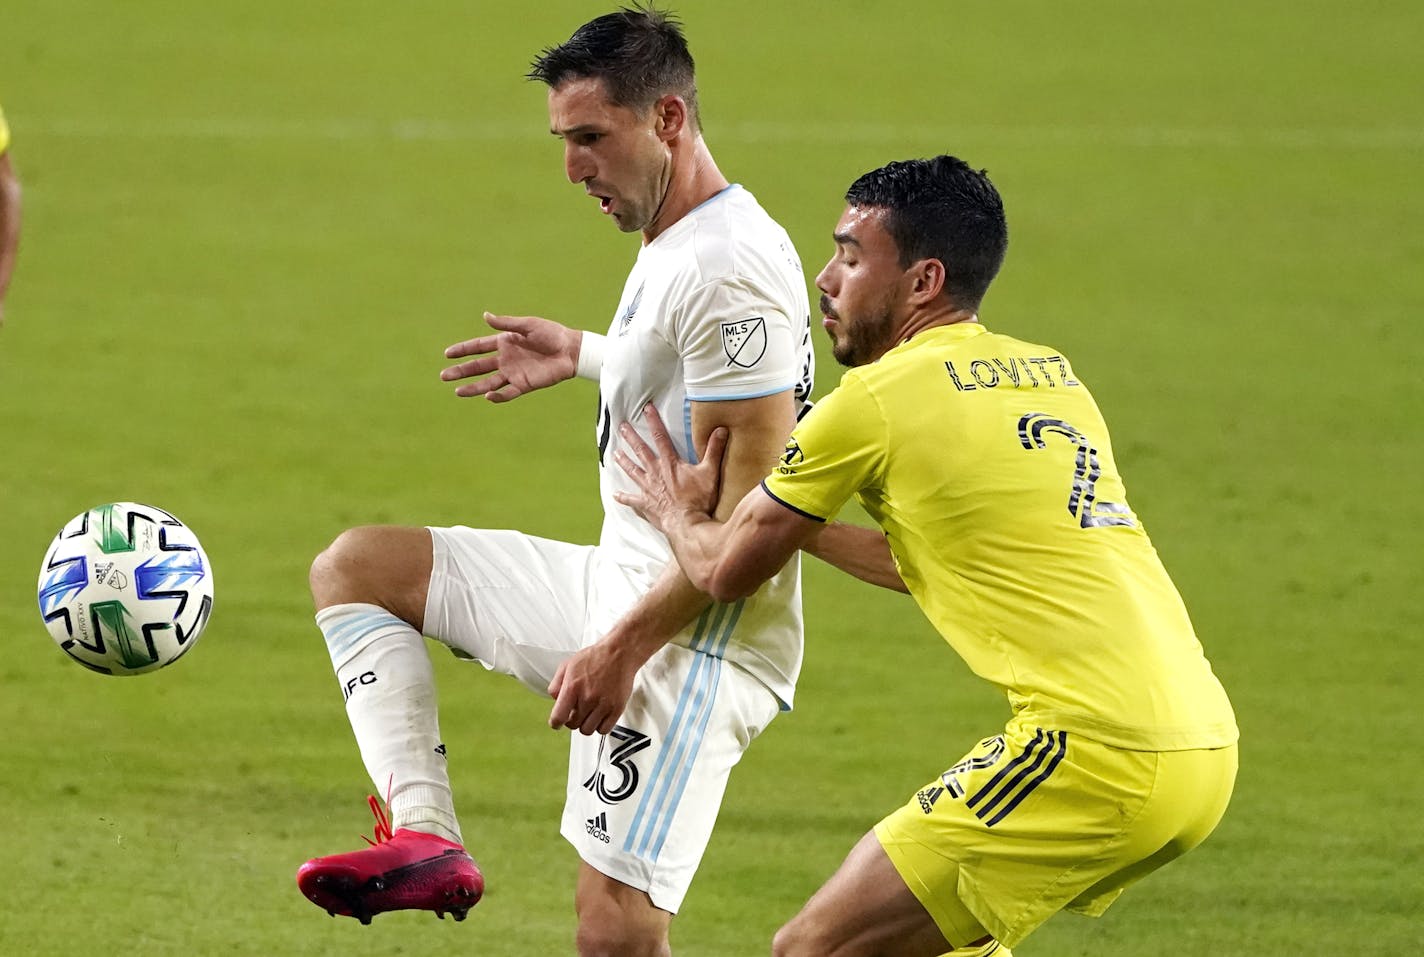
left=424, top=526, right=780, bottom=913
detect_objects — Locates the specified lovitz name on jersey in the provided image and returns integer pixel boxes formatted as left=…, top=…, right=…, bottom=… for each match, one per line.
left=944, top=356, right=1081, bottom=392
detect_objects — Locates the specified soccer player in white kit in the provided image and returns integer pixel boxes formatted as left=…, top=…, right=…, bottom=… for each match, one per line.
left=295, top=8, right=814, bottom=955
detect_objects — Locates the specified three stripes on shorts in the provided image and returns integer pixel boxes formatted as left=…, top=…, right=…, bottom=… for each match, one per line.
left=965, top=728, right=1069, bottom=827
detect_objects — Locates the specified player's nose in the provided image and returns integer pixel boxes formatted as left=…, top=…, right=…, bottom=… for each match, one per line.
left=564, top=144, right=593, bottom=185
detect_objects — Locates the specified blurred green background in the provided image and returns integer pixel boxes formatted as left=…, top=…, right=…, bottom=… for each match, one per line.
left=2, top=2, right=1420, bottom=953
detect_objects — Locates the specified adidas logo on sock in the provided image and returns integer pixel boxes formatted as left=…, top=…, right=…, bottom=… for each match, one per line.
left=585, top=812, right=611, bottom=844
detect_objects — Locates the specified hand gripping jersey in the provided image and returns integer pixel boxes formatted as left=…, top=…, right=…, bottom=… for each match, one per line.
left=592, top=185, right=813, bottom=707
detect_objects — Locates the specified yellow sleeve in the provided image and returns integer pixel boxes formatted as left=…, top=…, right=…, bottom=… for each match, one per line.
left=0, top=105, right=10, bottom=155
left=761, top=372, right=886, bottom=522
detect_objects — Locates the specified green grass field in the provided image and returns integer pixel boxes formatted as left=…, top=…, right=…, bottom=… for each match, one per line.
left=3, top=2, right=1421, bottom=953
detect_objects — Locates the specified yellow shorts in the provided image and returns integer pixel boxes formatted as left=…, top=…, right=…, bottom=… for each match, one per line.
left=875, top=719, right=1237, bottom=948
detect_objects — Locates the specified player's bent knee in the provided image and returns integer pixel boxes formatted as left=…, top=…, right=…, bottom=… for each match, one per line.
left=309, top=526, right=432, bottom=627
left=310, top=527, right=374, bottom=602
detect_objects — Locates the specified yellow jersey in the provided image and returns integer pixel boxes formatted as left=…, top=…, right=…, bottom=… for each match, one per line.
left=0, top=104, right=9, bottom=155
left=764, top=322, right=1237, bottom=751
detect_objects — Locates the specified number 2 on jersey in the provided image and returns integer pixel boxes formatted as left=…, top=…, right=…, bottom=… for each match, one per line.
left=1017, top=412, right=1136, bottom=529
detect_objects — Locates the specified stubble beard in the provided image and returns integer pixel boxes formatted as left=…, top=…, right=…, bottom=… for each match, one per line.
left=831, top=308, right=896, bottom=368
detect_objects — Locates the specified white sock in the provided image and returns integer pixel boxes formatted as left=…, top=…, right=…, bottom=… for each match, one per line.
left=317, top=602, right=463, bottom=844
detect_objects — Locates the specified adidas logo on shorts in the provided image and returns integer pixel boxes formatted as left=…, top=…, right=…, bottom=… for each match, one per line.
left=585, top=812, right=611, bottom=844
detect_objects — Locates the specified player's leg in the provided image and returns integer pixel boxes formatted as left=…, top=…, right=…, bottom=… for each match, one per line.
left=562, top=642, right=779, bottom=956
left=574, top=864, right=672, bottom=957
left=772, top=830, right=983, bottom=957
left=300, top=525, right=483, bottom=922
left=310, top=524, right=434, bottom=627
left=299, top=525, right=594, bottom=923
left=307, top=526, right=462, bottom=840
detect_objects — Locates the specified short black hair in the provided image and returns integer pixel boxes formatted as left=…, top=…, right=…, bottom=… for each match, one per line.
left=845, top=156, right=1008, bottom=312
left=528, top=4, right=700, bottom=128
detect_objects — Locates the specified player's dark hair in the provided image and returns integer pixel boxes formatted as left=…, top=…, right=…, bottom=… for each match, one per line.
left=528, top=4, right=700, bottom=129
left=845, top=156, right=1008, bottom=312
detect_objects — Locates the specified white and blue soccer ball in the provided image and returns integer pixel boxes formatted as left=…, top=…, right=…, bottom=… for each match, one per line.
left=37, top=502, right=214, bottom=676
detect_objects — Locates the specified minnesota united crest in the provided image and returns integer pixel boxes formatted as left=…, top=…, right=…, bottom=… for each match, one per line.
left=617, top=282, right=645, bottom=336
left=721, top=317, right=767, bottom=368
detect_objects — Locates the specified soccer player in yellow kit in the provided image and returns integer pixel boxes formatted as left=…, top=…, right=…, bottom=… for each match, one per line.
left=0, top=103, right=21, bottom=326
left=614, top=155, right=1238, bottom=957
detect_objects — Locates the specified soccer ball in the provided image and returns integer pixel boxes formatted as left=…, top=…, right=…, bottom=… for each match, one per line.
left=37, top=502, right=214, bottom=676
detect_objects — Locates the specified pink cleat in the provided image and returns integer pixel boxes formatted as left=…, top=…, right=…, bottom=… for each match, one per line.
left=297, top=795, right=483, bottom=925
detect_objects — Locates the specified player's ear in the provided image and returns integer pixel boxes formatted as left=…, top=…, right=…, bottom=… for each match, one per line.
left=654, top=95, right=687, bottom=142
left=906, top=258, right=947, bottom=306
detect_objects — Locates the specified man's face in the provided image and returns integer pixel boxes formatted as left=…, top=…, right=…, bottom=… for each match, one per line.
left=815, top=205, right=910, bottom=367
left=547, top=76, right=671, bottom=234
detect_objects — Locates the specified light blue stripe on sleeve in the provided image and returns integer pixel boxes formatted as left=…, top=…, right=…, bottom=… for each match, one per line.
left=686, top=384, right=793, bottom=402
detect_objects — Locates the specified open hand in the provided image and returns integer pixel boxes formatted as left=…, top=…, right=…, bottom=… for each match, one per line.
left=441, top=312, right=581, bottom=402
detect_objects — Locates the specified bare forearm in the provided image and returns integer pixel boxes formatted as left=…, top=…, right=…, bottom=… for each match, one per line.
left=599, top=559, right=713, bottom=666
left=660, top=508, right=733, bottom=597
left=664, top=492, right=805, bottom=603
left=804, top=522, right=909, bottom=593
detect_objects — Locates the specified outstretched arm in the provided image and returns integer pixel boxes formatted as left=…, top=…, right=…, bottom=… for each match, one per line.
left=804, top=523, right=908, bottom=593
left=440, top=312, right=591, bottom=401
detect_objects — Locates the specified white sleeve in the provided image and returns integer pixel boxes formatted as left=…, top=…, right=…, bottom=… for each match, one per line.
left=576, top=331, right=607, bottom=382
left=671, top=278, right=797, bottom=401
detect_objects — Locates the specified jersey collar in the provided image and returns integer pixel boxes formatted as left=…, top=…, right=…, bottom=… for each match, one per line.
left=886, top=321, right=987, bottom=358
left=646, top=184, right=743, bottom=248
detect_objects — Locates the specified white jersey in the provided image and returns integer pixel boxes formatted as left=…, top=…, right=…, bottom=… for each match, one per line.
left=590, top=184, right=813, bottom=707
